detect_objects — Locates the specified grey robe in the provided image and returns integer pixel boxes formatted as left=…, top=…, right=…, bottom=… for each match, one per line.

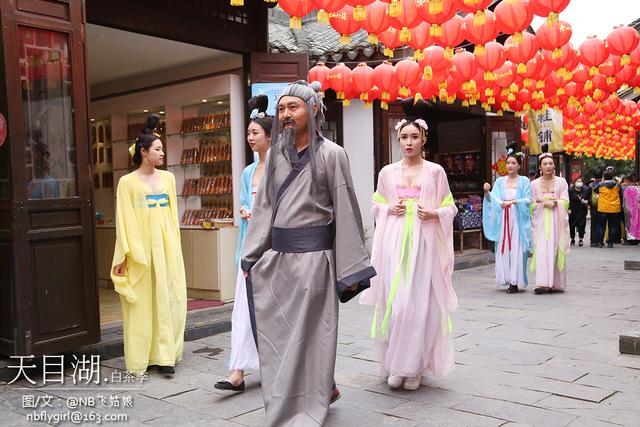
left=241, top=136, right=376, bottom=427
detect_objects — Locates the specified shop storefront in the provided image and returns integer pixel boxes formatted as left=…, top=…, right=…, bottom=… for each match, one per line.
left=0, top=0, right=309, bottom=357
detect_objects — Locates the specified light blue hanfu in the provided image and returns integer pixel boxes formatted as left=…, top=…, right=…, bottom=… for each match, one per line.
left=235, top=161, right=259, bottom=268
left=482, top=176, right=532, bottom=288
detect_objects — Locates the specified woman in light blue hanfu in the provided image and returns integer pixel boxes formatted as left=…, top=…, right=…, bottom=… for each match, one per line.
left=482, top=145, right=532, bottom=294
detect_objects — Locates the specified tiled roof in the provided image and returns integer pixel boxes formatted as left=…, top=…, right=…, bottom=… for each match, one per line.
left=630, top=17, right=640, bottom=32
left=269, top=18, right=370, bottom=56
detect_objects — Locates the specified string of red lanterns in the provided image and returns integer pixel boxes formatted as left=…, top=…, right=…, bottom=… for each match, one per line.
left=235, top=0, right=640, bottom=160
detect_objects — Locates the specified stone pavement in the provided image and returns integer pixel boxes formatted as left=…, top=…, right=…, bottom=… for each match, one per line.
left=1, top=240, right=639, bottom=426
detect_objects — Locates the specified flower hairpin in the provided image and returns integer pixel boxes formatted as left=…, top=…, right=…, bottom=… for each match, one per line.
left=414, top=118, right=429, bottom=132
left=394, top=119, right=407, bottom=131
left=250, top=111, right=266, bottom=119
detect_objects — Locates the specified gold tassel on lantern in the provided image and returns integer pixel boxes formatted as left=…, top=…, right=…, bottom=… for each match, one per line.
left=290, top=16, right=302, bottom=30
left=384, top=47, right=394, bottom=57
left=536, top=80, right=545, bottom=89
left=429, top=24, right=442, bottom=37
left=473, top=10, right=486, bottom=26
left=447, top=95, right=456, bottom=104
left=501, top=88, right=509, bottom=97
left=337, top=90, right=345, bottom=100
left=444, top=47, right=454, bottom=59
left=589, top=66, right=599, bottom=76
left=488, top=96, right=495, bottom=104
left=365, top=102, right=373, bottom=109
left=423, top=66, right=434, bottom=80
left=413, top=50, right=424, bottom=61
left=462, top=100, right=470, bottom=107
left=439, top=88, right=448, bottom=101
left=552, top=48, right=562, bottom=60
left=497, top=110, right=504, bottom=116
left=508, top=93, right=516, bottom=101
left=389, top=0, right=402, bottom=17
left=414, top=93, right=424, bottom=102
left=381, top=101, right=389, bottom=110
left=367, top=34, right=379, bottom=44
left=354, top=5, right=366, bottom=21
left=509, top=83, right=518, bottom=93
left=634, top=87, right=640, bottom=94
left=517, top=63, right=527, bottom=74
left=584, top=80, right=593, bottom=91
left=438, top=81, right=448, bottom=90
left=502, top=101, right=510, bottom=110
left=474, top=44, right=486, bottom=56
left=429, top=0, right=444, bottom=14
left=340, top=35, right=351, bottom=45
left=343, top=99, right=351, bottom=106
left=622, top=54, right=631, bottom=65
left=469, top=98, right=477, bottom=105
left=484, top=71, right=496, bottom=81
left=382, top=90, right=390, bottom=100
left=523, top=78, right=532, bottom=88
left=557, top=87, right=565, bottom=96
left=399, top=86, right=410, bottom=96
left=485, top=87, right=493, bottom=97
left=547, top=12, right=559, bottom=24
left=317, top=9, right=329, bottom=25
left=400, top=27, right=411, bottom=43
left=360, top=92, right=369, bottom=101
left=606, top=76, right=615, bottom=85
left=482, top=102, right=490, bottom=111
left=230, top=0, right=243, bottom=5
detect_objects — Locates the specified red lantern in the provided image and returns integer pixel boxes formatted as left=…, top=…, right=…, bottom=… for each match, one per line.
left=630, top=43, right=640, bottom=66
left=494, top=61, right=517, bottom=88
left=528, top=0, right=570, bottom=19
left=408, top=22, right=433, bottom=60
left=327, top=63, right=352, bottom=99
left=599, top=53, right=623, bottom=77
left=463, top=10, right=498, bottom=55
left=279, top=0, right=314, bottom=29
left=361, top=1, right=390, bottom=44
left=535, top=20, right=572, bottom=52
left=343, top=0, right=376, bottom=21
left=455, top=0, right=492, bottom=13
left=578, top=36, right=608, bottom=75
left=542, top=43, right=574, bottom=69
left=412, top=77, right=439, bottom=100
left=476, top=41, right=506, bottom=81
left=416, top=0, right=456, bottom=38
left=505, top=32, right=539, bottom=73
left=330, top=5, right=362, bottom=44
left=390, top=0, right=421, bottom=43
left=373, top=61, right=399, bottom=106
left=450, top=48, right=478, bottom=83
left=313, top=0, right=347, bottom=24
left=616, top=64, right=637, bottom=86
left=378, top=27, right=402, bottom=57
left=435, top=14, right=465, bottom=58
left=606, top=25, right=640, bottom=65
left=494, top=0, right=533, bottom=41
left=352, top=62, right=375, bottom=100
left=395, top=58, right=421, bottom=96
left=419, top=45, right=450, bottom=80
left=308, top=62, right=331, bottom=91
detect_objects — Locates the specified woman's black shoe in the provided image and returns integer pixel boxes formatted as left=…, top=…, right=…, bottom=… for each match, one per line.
left=534, top=287, right=551, bottom=294
left=578, top=239, right=583, bottom=247
left=214, top=380, right=245, bottom=392
left=158, top=366, right=175, bottom=376
left=506, top=285, right=518, bottom=294
left=570, top=239, right=575, bottom=246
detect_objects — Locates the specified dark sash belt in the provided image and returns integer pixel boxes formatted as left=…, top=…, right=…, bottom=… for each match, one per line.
left=271, top=224, right=334, bottom=253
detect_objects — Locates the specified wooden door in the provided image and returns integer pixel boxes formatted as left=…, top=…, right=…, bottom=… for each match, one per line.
left=0, top=0, right=99, bottom=356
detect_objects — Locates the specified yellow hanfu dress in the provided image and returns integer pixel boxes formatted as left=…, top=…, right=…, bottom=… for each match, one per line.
left=111, top=170, right=187, bottom=374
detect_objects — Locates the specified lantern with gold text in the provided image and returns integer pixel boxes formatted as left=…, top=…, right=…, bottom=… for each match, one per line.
left=329, top=5, right=362, bottom=44
left=535, top=20, right=572, bottom=63
left=494, top=0, right=533, bottom=46
left=415, top=0, right=456, bottom=38
left=361, top=1, right=390, bottom=44
left=463, top=10, right=498, bottom=56
left=308, top=62, right=331, bottom=92
left=449, top=49, right=478, bottom=94
left=528, top=0, right=569, bottom=22
left=606, top=25, right=640, bottom=65
left=327, top=62, right=352, bottom=99
left=313, top=0, right=347, bottom=24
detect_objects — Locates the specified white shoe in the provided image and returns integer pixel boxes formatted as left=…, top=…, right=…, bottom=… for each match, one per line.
left=403, top=376, right=421, bottom=391
left=387, top=375, right=403, bottom=388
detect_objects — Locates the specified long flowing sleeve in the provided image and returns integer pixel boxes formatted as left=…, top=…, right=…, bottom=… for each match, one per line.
left=556, top=178, right=571, bottom=271
left=111, top=176, right=147, bottom=304
left=241, top=154, right=273, bottom=273
left=516, top=176, right=532, bottom=253
left=433, top=166, right=458, bottom=313
left=483, top=178, right=504, bottom=243
left=328, top=147, right=377, bottom=303
left=235, top=164, right=255, bottom=267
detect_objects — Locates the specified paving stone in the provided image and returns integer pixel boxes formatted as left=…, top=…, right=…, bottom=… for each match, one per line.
left=384, top=401, right=504, bottom=426
left=164, top=387, right=264, bottom=420
left=326, top=404, right=419, bottom=426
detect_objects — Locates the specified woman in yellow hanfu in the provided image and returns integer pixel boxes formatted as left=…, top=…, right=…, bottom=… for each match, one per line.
left=111, top=114, right=187, bottom=376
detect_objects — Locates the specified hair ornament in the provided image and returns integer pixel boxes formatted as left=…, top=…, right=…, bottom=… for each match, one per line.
left=129, top=143, right=136, bottom=160
left=394, top=119, right=408, bottom=131
left=414, top=118, right=429, bottom=132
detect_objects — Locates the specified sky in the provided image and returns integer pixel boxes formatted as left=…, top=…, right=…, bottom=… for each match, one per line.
left=530, top=0, right=640, bottom=46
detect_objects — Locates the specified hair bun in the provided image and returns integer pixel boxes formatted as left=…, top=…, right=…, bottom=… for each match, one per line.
left=143, top=113, right=160, bottom=135
left=249, top=94, right=269, bottom=114
left=309, top=81, right=323, bottom=94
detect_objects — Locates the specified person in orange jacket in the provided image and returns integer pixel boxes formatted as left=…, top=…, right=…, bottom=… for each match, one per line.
left=594, top=170, right=623, bottom=248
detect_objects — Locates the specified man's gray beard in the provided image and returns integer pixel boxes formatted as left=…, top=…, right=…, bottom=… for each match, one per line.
left=279, top=127, right=296, bottom=155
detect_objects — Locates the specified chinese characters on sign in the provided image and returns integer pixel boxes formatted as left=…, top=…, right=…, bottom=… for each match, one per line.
left=528, top=107, right=564, bottom=155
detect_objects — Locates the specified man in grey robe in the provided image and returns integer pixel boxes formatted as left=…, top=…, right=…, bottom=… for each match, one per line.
left=241, top=80, right=376, bottom=426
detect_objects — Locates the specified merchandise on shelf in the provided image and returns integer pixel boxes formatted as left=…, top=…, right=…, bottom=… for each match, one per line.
left=180, top=112, right=230, bottom=134
left=453, top=194, right=483, bottom=231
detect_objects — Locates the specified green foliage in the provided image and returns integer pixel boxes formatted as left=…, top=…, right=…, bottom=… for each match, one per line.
left=582, top=158, right=636, bottom=181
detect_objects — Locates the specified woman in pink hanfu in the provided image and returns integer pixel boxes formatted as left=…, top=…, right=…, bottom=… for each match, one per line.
left=361, top=99, right=458, bottom=391
left=529, top=151, right=570, bottom=294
